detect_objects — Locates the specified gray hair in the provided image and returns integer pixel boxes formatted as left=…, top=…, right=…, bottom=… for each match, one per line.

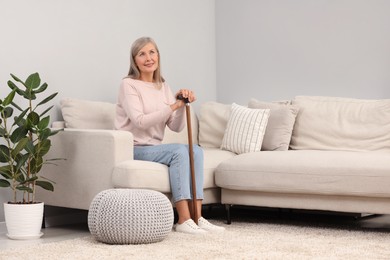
left=127, top=37, right=164, bottom=84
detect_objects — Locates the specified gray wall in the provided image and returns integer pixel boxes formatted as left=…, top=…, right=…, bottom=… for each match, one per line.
left=216, top=0, right=390, bottom=104
left=0, top=0, right=216, bottom=222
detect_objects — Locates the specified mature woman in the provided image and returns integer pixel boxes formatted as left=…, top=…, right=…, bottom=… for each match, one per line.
left=115, top=37, right=224, bottom=234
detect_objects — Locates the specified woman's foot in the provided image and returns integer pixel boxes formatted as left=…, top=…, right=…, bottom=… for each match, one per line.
left=197, top=217, right=225, bottom=232
left=175, top=219, right=207, bottom=235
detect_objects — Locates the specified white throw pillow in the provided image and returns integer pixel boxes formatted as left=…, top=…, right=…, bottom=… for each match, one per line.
left=248, top=98, right=299, bottom=151
left=221, top=103, right=270, bottom=154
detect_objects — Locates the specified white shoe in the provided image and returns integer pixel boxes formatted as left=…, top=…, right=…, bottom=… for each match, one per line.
left=198, top=217, right=225, bottom=232
left=175, top=219, right=207, bottom=235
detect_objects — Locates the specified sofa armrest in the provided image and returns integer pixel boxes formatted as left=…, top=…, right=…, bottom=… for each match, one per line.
left=36, top=128, right=134, bottom=210
left=51, top=120, right=66, bottom=129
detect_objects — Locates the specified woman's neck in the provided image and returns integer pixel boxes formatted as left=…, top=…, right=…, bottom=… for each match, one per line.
left=139, top=73, right=154, bottom=83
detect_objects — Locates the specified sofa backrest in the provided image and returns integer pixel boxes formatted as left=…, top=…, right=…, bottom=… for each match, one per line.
left=290, top=96, right=390, bottom=152
left=60, top=98, right=198, bottom=145
left=61, top=98, right=116, bottom=129
left=198, top=101, right=231, bottom=148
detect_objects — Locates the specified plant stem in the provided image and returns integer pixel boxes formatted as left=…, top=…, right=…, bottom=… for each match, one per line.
left=0, top=110, right=18, bottom=203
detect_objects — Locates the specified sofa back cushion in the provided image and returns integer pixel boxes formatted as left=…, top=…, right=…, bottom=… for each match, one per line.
left=162, top=108, right=199, bottom=145
left=61, top=98, right=116, bottom=129
left=60, top=98, right=196, bottom=144
left=248, top=98, right=299, bottom=151
left=290, top=96, right=390, bottom=152
left=198, top=102, right=231, bottom=148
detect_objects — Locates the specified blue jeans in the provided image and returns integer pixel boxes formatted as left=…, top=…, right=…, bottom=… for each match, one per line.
left=134, top=143, right=204, bottom=203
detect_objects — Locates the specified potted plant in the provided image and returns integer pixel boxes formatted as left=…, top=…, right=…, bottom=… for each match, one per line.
left=0, top=72, right=60, bottom=239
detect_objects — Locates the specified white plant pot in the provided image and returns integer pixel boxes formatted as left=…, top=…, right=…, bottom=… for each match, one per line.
left=4, top=202, right=44, bottom=240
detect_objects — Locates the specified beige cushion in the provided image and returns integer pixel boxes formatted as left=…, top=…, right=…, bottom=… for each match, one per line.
left=61, top=98, right=116, bottom=129
left=162, top=107, right=199, bottom=145
left=203, top=148, right=237, bottom=187
left=215, top=150, right=390, bottom=198
left=221, top=103, right=270, bottom=154
left=198, top=102, right=231, bottom=148
left=112, top=147, right=236, bottom=192
left=290, top=96, right=390, bottom=152
left=248, top=98, right=299, bottom=151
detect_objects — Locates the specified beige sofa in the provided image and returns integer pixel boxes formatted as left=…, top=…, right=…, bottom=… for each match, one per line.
left=37, top=96, right=390, bottom=224
left=37, top=98, right=236, bottom=210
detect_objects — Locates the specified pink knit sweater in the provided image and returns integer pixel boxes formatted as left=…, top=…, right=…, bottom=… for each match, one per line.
left=114, top=77, right=185, bottom=146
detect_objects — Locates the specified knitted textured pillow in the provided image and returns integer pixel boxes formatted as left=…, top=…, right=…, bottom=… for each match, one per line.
left=221, top=103, right=270, bottom=154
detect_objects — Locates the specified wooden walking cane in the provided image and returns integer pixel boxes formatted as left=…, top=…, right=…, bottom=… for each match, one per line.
left=178, top=95, right=198, bottom=224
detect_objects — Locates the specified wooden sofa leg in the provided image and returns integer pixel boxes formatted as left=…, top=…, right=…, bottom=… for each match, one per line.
left=225, top=204, right=232, bottom=225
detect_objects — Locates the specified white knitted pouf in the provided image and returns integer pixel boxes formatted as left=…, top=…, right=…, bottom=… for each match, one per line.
left=88, top=189, right=174, bottom=244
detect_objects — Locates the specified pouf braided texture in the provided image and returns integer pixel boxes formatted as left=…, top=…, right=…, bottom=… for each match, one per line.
left=88, top=189, right=174, bottom=244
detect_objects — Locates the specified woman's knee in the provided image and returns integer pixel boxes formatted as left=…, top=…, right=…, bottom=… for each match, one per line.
left=193, top=145, right=204, bottom=160
left=170, top=144, right=203, bottom=162
left=171, top=144, right=189, bottom=161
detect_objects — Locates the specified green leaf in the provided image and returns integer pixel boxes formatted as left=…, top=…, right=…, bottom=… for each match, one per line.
left=13, top=108, right=28, bottom=126
left=39, top=129, right=51, bottom=142
left=35, top=180, right=54, bottom=191
left=3, top=90, right=16, bottom=106
left=23, top=91, right=36, bottom=100
left=0, top=145, right=10, bottom=163
left=27, top=111, right=40, bottom=126
left=0, top=179, right=11, bottom=187
left=11, top=101, right=23, bottom=112
left=7, top=80, right=25, bottom=96
left=20, top=176, right=38, bottom=185
left=34, top=83, right=48, bottom=94
left=40, top=105, right=53, bottom=117
left=14, top=153, right=29, bottom=173
left=10, top=126, right=28, bottom=143
left=15, top=172, right=25, bottom=183
left=38, top=116, right=50, bottom=129
left=10, top=74, right=24, bottom=84
left=19, top=175, right=38, bottom=185
left=3, top=107, right=13, bottom=118
left=37, top=92, right=58, bottom=107
left=49, top=128, right=63, bottom=136
left=30, top=156, right=43, bottom=174
left=25, top=73, right=41, bottom=90
left=0, top=165, right=12, bottom=179
left=11, top=137, right=29, bottom=157
left=37, top=139, right=51, bottom=156
left=0, top=128, right=6, bottom=137
left=25, top=139, right=35, bottom=154
left=16, top=186, right=33, bottom=193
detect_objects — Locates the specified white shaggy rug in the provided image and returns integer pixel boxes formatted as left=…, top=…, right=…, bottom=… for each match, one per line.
left=1, top=219, right=390, bottom=260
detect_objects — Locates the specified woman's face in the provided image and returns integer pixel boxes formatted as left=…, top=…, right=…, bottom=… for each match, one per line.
left=134, top=42, right=159, bottom=77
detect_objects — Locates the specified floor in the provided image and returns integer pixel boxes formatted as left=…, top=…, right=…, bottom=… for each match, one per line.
left=1, top=205, right=390, bottom=251
left=0, top=206, right=90, bottom=251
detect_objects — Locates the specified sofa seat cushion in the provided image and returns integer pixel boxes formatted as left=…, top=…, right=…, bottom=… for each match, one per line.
left=203, top=148, right=237, bottom=187
left=215, top=150, right=390, bottom=198
left=112, top=148, right=236, bottom=193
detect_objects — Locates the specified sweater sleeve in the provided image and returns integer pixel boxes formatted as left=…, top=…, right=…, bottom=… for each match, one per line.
left=165, top=83, right=186, bottom=132
left=119, top=80, right=173, bottom=130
